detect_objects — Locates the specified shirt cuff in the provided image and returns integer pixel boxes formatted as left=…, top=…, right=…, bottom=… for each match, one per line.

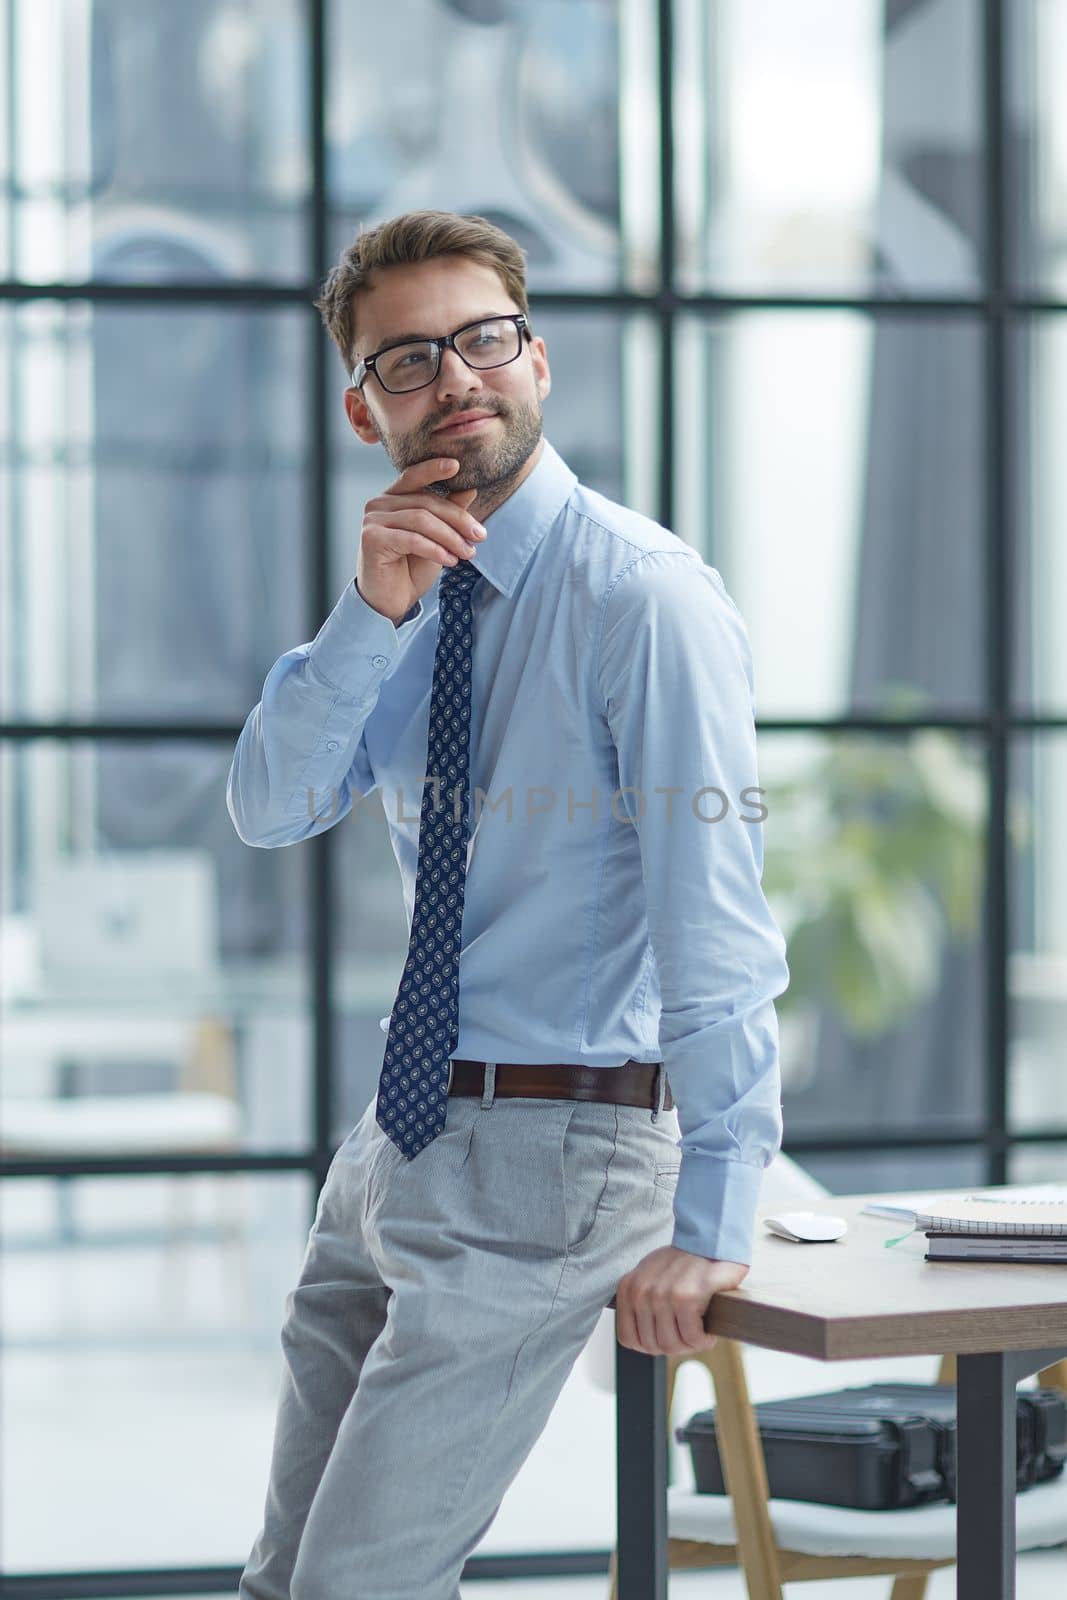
left=306, top=580, right=423, bottom=698
left=670, top=1149, right=764, bottom=1267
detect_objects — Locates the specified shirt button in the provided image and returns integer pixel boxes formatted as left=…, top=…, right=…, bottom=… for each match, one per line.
left=372, top=654, right=388, bottom=668
left=326, top=741, right=339, bottom=752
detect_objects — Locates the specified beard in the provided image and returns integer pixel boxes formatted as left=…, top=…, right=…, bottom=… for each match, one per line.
left=372, top=393, right=544, bottom=498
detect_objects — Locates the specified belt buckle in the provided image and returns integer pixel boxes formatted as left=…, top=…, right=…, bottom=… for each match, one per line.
left=446, top=1059, right=455, bottom=1092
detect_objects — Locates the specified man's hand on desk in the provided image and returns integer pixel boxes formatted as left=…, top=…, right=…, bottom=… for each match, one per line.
left=614, top=1246, right=748, bottom=1355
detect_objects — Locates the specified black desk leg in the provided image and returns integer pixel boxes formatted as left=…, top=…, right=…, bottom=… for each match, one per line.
left=956, top=1353, right=1016, bottom=1599
left=615, top=1342, right=669, bottom=1600
left=956, top=1345, right=1067, bottom=1600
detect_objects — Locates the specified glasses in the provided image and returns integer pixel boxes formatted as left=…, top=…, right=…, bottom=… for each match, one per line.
left=351, top=313, right=531, bottom=394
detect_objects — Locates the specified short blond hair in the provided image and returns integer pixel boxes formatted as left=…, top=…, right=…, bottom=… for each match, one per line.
left=314, top=210, right=530, bottom=376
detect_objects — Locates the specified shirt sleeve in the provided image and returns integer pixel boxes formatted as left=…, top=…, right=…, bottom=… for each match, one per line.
left=226, top=580, right=423, bottom=848
left=597, top=549, right=790, bottom=1265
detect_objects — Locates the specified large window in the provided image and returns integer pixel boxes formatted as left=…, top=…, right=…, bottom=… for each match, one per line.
left=2, top=1, right=1064, bottom=1590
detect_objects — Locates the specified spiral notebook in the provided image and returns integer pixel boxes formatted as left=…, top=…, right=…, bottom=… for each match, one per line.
left=864, top=1185, right=1067, bottom=1237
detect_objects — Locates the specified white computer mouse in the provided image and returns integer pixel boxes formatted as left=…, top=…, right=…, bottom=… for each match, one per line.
left=762, top=1210, right=848, bottom=1243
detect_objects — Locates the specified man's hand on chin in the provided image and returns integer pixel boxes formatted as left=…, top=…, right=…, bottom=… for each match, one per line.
left=614, top=1245, right=748, bottom=1355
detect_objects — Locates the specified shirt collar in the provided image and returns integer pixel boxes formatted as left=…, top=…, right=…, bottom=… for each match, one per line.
left=467, top=436, right=577, bottom=599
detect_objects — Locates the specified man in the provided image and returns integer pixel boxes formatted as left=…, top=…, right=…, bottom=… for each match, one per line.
left=228, top=209, right=789, bottom=1600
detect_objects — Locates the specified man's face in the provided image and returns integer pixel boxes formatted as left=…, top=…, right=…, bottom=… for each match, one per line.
left=343, top=256, right=551, bottom=495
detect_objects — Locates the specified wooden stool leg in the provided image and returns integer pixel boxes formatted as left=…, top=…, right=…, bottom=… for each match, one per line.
left=606, top=1545, right=618, bottom=1600
left=889, top=1577, right=930, bottom=1600
left=708, top=1340, right=784, bottom=1600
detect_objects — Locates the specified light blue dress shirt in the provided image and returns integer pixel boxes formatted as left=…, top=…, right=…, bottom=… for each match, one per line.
left=227, top=437, right=790, bottom=1265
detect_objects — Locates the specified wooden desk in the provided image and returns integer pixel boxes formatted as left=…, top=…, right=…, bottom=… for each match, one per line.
left=613, top=1188, right=1067, bottom=1600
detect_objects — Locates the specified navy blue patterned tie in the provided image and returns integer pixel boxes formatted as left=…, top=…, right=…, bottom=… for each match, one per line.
left=377, top=560, right=482, bottom=1156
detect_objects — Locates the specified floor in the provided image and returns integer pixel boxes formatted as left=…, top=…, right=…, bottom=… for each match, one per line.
left=113, top=1551, right=1067, bottom=1597
left=456, top=1556, right=1067, bottom=1595
left=6, top=1337, right=1065, bottom=1595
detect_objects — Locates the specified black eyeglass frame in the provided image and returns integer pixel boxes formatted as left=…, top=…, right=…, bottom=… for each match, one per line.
left=350, top=312, right=532, bottom=393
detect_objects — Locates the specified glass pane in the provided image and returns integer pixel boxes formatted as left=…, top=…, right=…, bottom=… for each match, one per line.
left=798, top=1144, right=988, bottom=1195
left=5, top=0, right=309, bottom=284
left=325, top=0, right=659, bottom=292
left=761, top=732, right=988, bottom=1139
left=0, top=303, right=309, bottom=723
left=674, top=312, right=985, bottom=718
left=1013, top=317, right=1067, bottom=713
left=331, top=783, right=412, bottom=1146
left=0, top=740, right=313, bottom=1154
left=1008, top=1, right=1067, bottom=295
left=1009, top=1143, right=1067, bottom=1185
left=0, top=1171, right=313, bottom=1570
left=1010, top=734, right=1067, bottom=1133
left=674, top=0, right=984, bottom=296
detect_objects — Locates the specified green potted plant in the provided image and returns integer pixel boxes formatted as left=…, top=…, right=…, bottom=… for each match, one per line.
left=760, top=693, right=1029, bottom=1082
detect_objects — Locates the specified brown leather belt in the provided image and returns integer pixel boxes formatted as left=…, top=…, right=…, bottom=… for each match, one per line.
left=447, top=1058, right=673, bottom=1112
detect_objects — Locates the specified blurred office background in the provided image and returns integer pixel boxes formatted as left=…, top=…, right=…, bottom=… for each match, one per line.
left=1, top=0, right=1065, bottom=1592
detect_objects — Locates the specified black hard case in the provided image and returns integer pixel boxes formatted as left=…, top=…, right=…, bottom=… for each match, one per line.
left=870, top=1383, right=1067, bottom=1499
left=675, top=1382, right=1067, bottom=1511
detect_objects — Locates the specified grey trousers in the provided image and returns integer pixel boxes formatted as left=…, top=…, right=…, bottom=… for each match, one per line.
left=238, top=1067, right=683, bottom=1600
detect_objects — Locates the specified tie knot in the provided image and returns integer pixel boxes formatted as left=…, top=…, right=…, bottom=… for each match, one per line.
left=440, top=561, right=482, bottom=597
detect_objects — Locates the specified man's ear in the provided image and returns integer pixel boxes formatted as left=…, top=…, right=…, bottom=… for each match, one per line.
left=531, top=335, right=551, bottom=401
left=344, top=386, right=383, bottom=444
